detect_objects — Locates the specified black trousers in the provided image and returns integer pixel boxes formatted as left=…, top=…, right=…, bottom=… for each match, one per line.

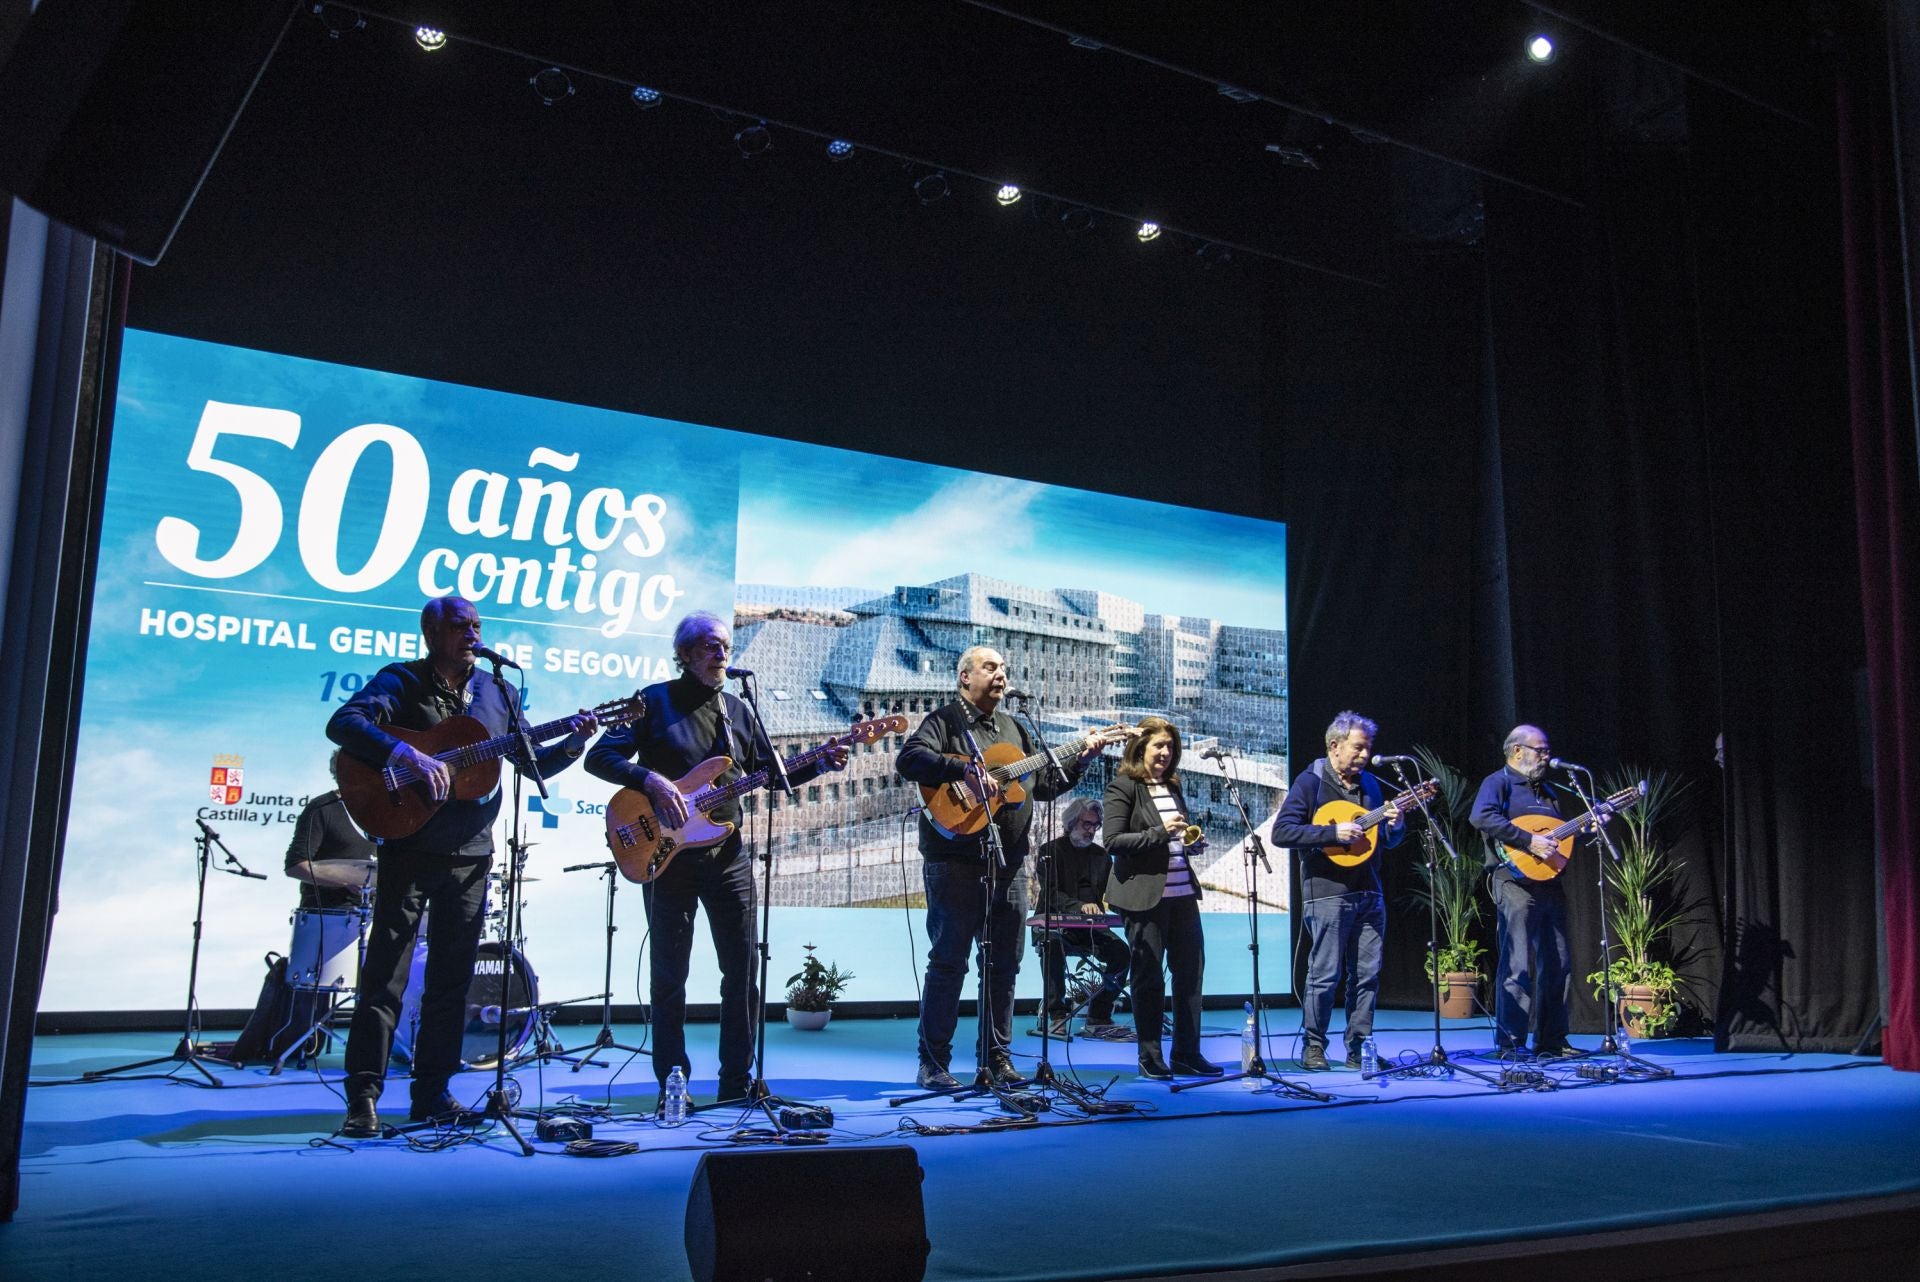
left=1033, top=926, right=1131, bottom=1021
left=1121, top=894, right=1205, bottom=1059
left=1492, top=872, right=1572, bottom=1049
left=344, top=848, right=491, bottom=1105
left=642, top=841, right=758, bottom=1096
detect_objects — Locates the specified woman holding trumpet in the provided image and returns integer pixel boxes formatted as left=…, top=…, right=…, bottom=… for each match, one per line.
left=1102, top=715, right=1219, bottom=1079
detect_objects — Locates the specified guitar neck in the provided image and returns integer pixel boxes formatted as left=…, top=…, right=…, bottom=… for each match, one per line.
left=1544, top=787, right=1642, bottom=841
left=438, top=713, right=580, bottom=771
left=990, top=732, right=1094, bottom=784
left=693, top=737, right=845, bottom=811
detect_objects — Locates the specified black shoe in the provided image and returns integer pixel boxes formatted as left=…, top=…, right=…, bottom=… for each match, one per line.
left=985, top=1050, right=1027, bottom=1088
left=716, top=1077, right=756, bottom=1104
left=1344, top=1046, right=1365, bottom=1070
left=341, top=1096, right=380, bottom=1138
left=1535, top=1042, right=1583, bottom=1060
left=1137, top=1050, right=1174, bottom=1081
left=1299, top=1045, right=1330, bottom=1072
left=915, top=1063, right=960, bottom=1090
left=408, top=1091, right=469, bottom=1123
left=1492, top=1045, right=1530, bottom=1062
left=1169, top=1053, right=1224, bottom=1076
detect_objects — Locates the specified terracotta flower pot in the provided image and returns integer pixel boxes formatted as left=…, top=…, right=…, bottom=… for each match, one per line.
left=785, top=1007, right=832, bottom=1031
left=1440, top=972, right=1480, bottom=1019
left=1617, top=984, right=1660, bottom=1040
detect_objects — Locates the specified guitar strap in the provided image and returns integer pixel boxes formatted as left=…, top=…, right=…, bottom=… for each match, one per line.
left=712, top=692, right=741, bottom=784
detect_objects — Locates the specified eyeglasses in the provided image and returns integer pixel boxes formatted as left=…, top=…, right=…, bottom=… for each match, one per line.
left=689, top=637, right=731, bottom=656
left=1519, top=743, right=1551, bottom=756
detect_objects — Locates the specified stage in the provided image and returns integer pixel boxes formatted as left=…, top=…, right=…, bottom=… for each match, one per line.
left=7, top=1011, right=1916, bottom=1281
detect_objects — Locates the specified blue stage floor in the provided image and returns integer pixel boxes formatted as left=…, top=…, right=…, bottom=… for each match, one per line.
left=7, top=1011, right=1916, bottom=1281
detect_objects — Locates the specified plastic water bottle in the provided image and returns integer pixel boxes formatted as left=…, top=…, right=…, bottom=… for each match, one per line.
left=663, top=1065, right=689, bottom=1124
left=1618, top=1023, right=1632, bottom=1057
left=1240, top=1002, right=1258, bottom=1087
left=1361, top=1035, right=1380, bottom=1084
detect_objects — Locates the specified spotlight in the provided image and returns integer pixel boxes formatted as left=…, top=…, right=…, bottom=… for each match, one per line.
left=1136, top=221, right=1162, bottom=243
left=995, top=184, right=1023, bottom=206
left=734, top=121, right=773, bottom=157
left=1059, top=206, right=1095, bottom=235
left=312, top=5, right=364, bottom=39
left=1526, top=33, right=1555, bottom=64
left=530, top=67, right=574, bottom=106
left=1194, top=242, right=1233, bottom=269
left=413, top=26, right=447, bottom=52
left=826, top=139, right=855, bottom=161
left=630, top=85, right=662, bottom=109
left=913, top=172, right=950, bottom=204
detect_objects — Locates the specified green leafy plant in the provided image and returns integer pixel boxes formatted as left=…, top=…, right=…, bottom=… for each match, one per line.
left=1407, top=747, right=1493, bottom=981
left=1583, top=767, right=1697, bottom=1037
left=784, top=942, right=854, bottom=1013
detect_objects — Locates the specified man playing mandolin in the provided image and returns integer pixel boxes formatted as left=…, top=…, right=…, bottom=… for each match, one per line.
left=1469, top=725, right=1577, bottom=1059
left=328, top=596, right=600, bottom=1138
left=1269, top=710, right=1403, bottom=1071
left=585, top=610, right=847, bottom=1110
left=895, top=645, right=1117, bottom=1091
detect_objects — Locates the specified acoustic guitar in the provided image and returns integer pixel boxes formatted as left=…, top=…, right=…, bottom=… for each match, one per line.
left=1500, top=782, right=1647, bottom=881
left=603, top=714, right=907, bottom=883
left=919, top=723, right=1137, bottom=840
left=336, top=693, right=646, bottom=840
left=1313, top=779, right=1439, bottom=866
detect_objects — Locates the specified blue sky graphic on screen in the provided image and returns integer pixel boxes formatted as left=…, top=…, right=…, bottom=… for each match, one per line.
left=49, top=330, right=1288, bottom=1011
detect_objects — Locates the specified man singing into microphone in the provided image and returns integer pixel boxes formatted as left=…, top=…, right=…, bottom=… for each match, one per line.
left=586, top=610, right=846, bottom=1109
left=1269, top=711, right=1402, bottom=1071
left=1470, top=725, right=1577, bottom=1059
left=328, top=596, right=599, bottom=1137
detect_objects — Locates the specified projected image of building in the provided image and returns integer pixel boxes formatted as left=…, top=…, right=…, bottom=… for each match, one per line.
left=732, top=572, right=1289, bottom=910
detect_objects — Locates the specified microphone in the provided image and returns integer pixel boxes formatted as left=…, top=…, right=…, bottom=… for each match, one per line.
left=1199, top=746, right=1233, bottom=761
left=472, top=643, right=521, bottom=670
left=1003, top=688, right=1031, bottom=700
left=196, top=817, right=219, bottom=839
left=725, top=666, right=754, bottom=679
left=1370, top=754, right=1417, bottom=766
left=1549, top=757, right=1590, bottom=773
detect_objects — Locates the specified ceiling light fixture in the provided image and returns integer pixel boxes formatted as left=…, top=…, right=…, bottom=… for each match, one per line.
left=530, top=67, right=574, bottom=106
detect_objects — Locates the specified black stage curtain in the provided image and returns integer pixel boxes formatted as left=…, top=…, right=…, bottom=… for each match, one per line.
left=1273, top=74, right=1876, bottom=1050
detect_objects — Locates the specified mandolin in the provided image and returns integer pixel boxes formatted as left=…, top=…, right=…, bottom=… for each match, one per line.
left=1500, top=782, right=1647, bottom=881
left=1313, top=779, right=1439, bottom=866
left=337, top=693, right=646, bottom=840
left=603, top=715, right=907, bottom=883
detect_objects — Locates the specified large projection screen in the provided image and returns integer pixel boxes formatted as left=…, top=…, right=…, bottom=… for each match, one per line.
left=45, top=330, right=1289, bottom=1013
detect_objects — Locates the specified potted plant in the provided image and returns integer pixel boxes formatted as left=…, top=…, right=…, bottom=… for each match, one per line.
left=1407, top=748, right=1492, bottom=1018
left=784, top=942, right=853, bottom=1030
left=1585, top=768, right=1697, bottom=1040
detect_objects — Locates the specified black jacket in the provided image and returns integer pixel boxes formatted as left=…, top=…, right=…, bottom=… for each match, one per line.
left=1102, top=771, right=1204, bottom=911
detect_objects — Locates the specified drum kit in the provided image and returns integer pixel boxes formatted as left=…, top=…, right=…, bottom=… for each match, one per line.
left=277, top=862, right=549, bottom=1074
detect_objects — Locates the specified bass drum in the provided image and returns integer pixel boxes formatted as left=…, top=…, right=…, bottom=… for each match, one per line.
left=392, top=939, right=538, bottom=1070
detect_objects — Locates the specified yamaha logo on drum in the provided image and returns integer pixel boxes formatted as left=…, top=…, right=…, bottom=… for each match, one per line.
left=474, top=957, right=509, bottom=975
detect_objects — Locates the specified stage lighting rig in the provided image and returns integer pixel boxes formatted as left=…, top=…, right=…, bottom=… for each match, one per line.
left=1136, top=221, right=1162, bottom=243
left=1527, top=34, right=1556, bottom=64
left=413, top=26, right=447, bottom=52
left=734, top=121, right=773, bottom=157
left=1264, top=144, right=1320, bottom=170
left=1059, top=206, right=1095, bottom=235
left=530, top=67, right=574, bottom=107
left=630, top=86, right=663, bottom=109
left=311, top=4, right=364, bottom=39
left=1216, top=84, right=1260, bottom=104
left=826, top=139, right=855, bottom=161
left=1194, top=242, right=1233, bottom=269
left=995, top=185, right=1023, bottom=206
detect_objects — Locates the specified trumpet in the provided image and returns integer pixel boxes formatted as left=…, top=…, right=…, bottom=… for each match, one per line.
left=1173, top=823, right=1204, bottom=847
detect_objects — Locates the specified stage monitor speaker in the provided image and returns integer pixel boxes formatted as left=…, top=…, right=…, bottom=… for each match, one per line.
left=0, top=0, right=300, bottom=264
left=684, top=1145, right=929, bottom=1282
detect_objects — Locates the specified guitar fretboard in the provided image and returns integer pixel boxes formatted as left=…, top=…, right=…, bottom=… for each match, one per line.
left=1542, top=786, right=1644, bottom=841
left=693, top=739, right=846, bottom=811
left=987, top=732, right=1101, bottom=785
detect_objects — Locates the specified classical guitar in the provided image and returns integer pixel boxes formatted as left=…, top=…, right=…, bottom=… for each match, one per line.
left=919, top=723, right=1137, bottom=840
left=603, top=714, right=907, bottom=884
left=337, top=693, right=646, bottom=840
left=1501, top=782, right=1647, bottom=881
left=1313, top=779, right=1439, bottom=866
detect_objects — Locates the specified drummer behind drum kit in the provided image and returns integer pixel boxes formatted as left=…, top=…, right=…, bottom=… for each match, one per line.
left=278, top=868, right=553, bottom=1075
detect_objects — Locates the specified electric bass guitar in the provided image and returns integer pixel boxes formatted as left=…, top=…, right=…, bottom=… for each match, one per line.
left=337, top=693, right=647, bottom=840
left=919, top=723, right=1138, bottom=840
left=603, top=714, right=907, bottom=884
left=1501, top=782, right=1647, bottom=881
left=1313, top=779, right=1439, bottom=866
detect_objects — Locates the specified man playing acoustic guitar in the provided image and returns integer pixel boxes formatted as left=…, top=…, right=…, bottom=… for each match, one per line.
left=1269, top=711, right=1403, bottom=1071
left=585, top=610, right=847, bottom=1109
left=895, top=645, right=1118, bottom=1091
left=328, top=596, right=600, bottom=1138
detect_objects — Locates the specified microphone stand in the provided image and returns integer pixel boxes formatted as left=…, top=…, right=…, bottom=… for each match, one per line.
left=549, top=861, right=647, bottom=1069
left=1008, top=697, right=1116, bottom=1113
left=84, top=820, right=264, bottom=1086
left=890, top=716, right=1043, bottom=1117
left=1367, top=761, right=1506, bottom=1089
left=478, top=660, right=542, bottom=1152
left=1561, top=765, right=1671, bottom=1079
left=1173, top=751, right=1327, bottom=1102
left=711, top=668, right=817, bottom=1130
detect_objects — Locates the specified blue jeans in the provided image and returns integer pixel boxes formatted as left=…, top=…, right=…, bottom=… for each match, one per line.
left=1299, top=890, right=1385, bottom=1052
left=1492, top=873, right=1570, bottom=1048
left=643, top=842, right=759, bottom=1094
left=918, top=860, right=1028, bottom=1070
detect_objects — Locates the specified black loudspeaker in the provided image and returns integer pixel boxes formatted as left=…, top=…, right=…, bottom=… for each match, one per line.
left=684, top=1145, right=929, bottom=1282
left=0, top=0, right=299, bottom=264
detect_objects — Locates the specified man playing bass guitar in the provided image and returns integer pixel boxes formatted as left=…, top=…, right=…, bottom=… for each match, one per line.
left=585, top=610, right=847, bottom=1109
